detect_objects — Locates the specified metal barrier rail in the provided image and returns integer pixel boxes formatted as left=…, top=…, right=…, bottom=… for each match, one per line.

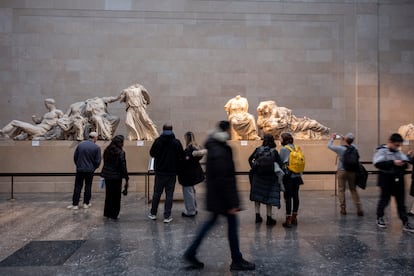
left=0, top=169, right=389, bottom=202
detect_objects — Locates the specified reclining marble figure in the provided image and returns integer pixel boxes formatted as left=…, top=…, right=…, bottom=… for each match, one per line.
left=257, top=100, right=330, bottom=139
left=0, top=98, right=64, bottom=140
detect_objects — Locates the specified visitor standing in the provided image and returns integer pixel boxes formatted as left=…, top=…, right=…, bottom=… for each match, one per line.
left=248, top=134, right=283, bottom=226
left=178, top=131, right=206, bottom=217
left=373, top=133, right=414, bottom=232
left=148, top=124, right=184, bottom=223
left=101, top=135, right=129, bottom=220
left=327, top=133, right=364, bottom=216
left=279, top=132, right=304, bottom=228
left=184, top=120, right=255, bottom=271
left=67, top=132, right=101, bottom=210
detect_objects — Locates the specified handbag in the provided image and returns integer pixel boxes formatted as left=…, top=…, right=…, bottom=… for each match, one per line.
left=355, top=163, right=368, bottom=189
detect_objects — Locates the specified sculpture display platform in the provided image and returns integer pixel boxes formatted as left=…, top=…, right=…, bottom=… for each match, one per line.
left=0, top=139, right=363, bottom=193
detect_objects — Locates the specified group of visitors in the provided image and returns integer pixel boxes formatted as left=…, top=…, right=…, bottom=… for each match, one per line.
left=66, top=120, right=414, bottom=272
left=328, top=132, right=414, bottom=232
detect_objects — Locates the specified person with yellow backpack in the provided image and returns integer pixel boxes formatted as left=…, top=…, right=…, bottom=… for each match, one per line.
left=279, top=132, right=305, bottom=228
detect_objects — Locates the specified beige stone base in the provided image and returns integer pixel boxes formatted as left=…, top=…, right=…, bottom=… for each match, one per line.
left=0, top=139, right=382, bottom=193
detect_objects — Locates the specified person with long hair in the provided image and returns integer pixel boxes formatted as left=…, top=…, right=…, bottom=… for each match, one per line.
left=279, top=132, right=304, bottom=228
left=248, top=134, right=283, bottom=226
left=101, top=135, right=129, bottom=220
left=178, top=132, right=206, bottom=217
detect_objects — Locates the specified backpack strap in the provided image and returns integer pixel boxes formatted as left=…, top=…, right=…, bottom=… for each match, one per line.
left=284, top=145, right=296, bottom=152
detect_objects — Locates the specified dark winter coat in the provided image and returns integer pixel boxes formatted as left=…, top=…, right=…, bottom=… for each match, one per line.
left=150, top=130, right=184, bottom=175
left=373, top=145, right=409, bottom=188
left=101, top=150, right=129, bottom=181
left=248, top=147, right=283, bottom=207
left=204, top=132, right=240, bottom=214
left=178, top=144, right=205, bottom=186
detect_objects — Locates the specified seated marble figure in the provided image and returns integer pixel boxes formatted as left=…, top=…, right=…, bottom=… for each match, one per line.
left=0, top=98, right=64, bottom=140
left=257, top=100, right=330, bottom=139
left=224, top=95, right=260, bottom=140
left=398, top=124, right=414, bottom=140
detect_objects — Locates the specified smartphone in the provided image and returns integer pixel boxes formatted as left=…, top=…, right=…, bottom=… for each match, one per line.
left=335, top=135, right=341, bottom=139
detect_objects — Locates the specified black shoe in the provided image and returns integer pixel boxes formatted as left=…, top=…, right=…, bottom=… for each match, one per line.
left=230, top=259, right=255, bottom=271
left=184, top=252, right=204, bottom=269
left=182, top=212, right=197, bottom=217
left=266, top=216, right=276, bottom=226
left=255, top=213, right=263, bottom=223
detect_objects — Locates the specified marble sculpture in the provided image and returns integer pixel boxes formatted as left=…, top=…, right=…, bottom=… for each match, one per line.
left=257, top=100, right=330, bottom=139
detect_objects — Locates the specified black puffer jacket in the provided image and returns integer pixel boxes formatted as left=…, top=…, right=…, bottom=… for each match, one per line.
left=150, top=131, right=184, bottom=175
left=248, top=147, right=283, bottom=207
left=204, top=131, right=240, bottom=214
left=101, top=150, right=129, bottom=181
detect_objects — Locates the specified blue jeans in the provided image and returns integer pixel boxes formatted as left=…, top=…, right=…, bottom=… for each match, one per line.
left=185, top=213, right=243, bottom=262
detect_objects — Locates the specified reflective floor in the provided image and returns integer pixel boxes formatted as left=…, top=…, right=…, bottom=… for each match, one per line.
left=0, top=187, right=413, bottom=275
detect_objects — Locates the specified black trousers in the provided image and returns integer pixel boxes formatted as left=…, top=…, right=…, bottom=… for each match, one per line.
left=72, top=171, right=94, bottom=205
left=150, top=175, right=176, bottom=219
left=283, top=176, right=302, bottom=215
left=376, top=179, right=408, bottom=224
left=104, top=179, right=122, bottom=219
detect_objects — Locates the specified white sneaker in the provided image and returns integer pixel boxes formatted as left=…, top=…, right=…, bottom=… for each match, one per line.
left=148, top=214, right=156, bottom=220
left=163, top=217, right=173, bottom=223
left=83, top=203, right=90, bottom=209
left=67, top=205, right=79, bottom=210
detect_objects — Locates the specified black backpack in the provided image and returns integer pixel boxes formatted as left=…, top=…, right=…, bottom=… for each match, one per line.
left=254, top=146, right=275, bottom=175
left=342, top=145, right=359, bottom=172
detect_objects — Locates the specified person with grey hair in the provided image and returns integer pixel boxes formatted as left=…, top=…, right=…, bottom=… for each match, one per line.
left=327, top=133, right=364, bottom=216
left=68, top=131, right=101, bottom=210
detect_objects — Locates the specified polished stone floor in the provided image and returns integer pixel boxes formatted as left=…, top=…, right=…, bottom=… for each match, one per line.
left=0, top=187, right=413, bottom=275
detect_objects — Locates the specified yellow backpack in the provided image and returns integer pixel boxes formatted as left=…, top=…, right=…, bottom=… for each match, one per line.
left=285, top=145, right=305, bottom=173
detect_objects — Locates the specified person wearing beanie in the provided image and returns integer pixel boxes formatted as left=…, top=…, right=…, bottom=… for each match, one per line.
left=373, top=133, right=414, bottom=232
left=327, top=132, right=364, bottom=216
left=67, top=131, right=101, bottom=210
left=148, top=124, right=184, bottom=223
left=184, top=120, right=255, bottom=271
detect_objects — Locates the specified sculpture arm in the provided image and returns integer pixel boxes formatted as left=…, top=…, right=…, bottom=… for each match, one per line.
left=102, top=95, right=121, bottom=104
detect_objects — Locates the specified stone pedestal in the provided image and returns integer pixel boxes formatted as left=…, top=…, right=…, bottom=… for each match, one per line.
left=0, top=139, right=350, bottom=193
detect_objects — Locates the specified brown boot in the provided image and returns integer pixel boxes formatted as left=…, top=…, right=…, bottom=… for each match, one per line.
left=357, top=205, right=364, bottom=216
left=282, top=215, right=292, bottom=228
left=291, top=212, right=298, bottom=226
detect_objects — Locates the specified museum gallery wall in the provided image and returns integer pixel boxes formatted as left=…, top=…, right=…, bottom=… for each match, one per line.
left=0, top=1, right=413, bottom=161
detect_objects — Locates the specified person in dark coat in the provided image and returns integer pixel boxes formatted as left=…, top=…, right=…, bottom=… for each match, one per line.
left=67, top=131, right=101, bottom=210
left=178, top=131, right=206, bottom=217
left=373, top=133, right=414, bottom=232
left=248, top=134, right=283, bottom=226
left=408, top=150, right=414, bottom=216
left=101, top=135, right=129, bottom=220
left=184, top=120, right=255, bottom=271
left=148, top=124, right=184, bottom=223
